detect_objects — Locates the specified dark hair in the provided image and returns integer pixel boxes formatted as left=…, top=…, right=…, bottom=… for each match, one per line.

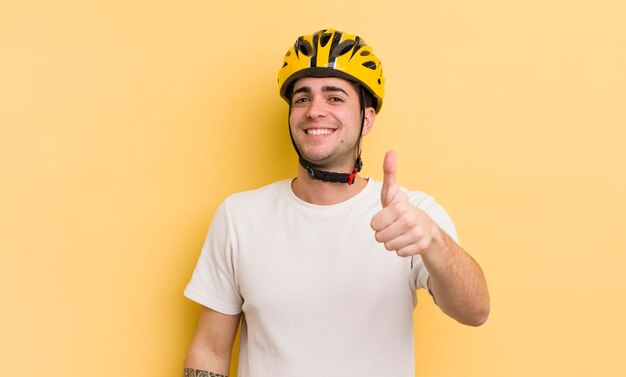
left=351, top=83, right=375, bottom=110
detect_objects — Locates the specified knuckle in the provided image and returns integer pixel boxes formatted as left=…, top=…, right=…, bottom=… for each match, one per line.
left=404, top=217, right=416, bottom=229
left=411, top=224, right=424, bottom=237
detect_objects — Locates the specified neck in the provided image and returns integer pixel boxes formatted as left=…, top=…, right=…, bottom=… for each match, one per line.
left=291, top=165, right=368, bottom=205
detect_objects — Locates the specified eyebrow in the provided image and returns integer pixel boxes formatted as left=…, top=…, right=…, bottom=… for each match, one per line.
left=292, top=85, right=350, bottom=96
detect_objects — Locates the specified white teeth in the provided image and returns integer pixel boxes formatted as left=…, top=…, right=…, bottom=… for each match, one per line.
left=307, top=129, right=333, bottom=135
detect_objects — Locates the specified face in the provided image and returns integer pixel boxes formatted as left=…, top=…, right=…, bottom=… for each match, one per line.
left=289, top=76, right=375, bottom=171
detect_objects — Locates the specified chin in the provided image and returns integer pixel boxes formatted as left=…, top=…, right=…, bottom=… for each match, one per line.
left=300, top=151, right=333, bottom=165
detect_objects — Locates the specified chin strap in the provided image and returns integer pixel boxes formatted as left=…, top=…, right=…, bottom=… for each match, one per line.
left=299, top=156, right=362, bottom=185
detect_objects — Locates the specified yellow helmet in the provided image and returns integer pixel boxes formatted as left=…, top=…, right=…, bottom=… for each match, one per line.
left=278, top=29, right=385, bottom=113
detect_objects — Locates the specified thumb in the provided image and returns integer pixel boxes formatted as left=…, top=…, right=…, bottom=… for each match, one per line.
left=381, top=150, right=399, bottom=207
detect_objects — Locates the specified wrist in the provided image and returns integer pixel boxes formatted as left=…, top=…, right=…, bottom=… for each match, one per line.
left=422, top=225, right=449, bottom=262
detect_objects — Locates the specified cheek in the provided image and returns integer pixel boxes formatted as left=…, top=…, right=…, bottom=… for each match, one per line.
left=289, top=110, right=301, bottom=127
left=288, top=113, right=296, bottom=130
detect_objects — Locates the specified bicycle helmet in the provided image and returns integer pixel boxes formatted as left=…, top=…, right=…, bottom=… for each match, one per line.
left=278, top=29, right=384, bottom=113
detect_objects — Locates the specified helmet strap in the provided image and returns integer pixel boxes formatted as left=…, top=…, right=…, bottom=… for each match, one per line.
left=298, top=156, right=362, bottom=185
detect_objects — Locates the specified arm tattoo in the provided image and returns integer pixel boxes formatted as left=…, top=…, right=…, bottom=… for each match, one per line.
left=183, top=368, right=227, bottom=377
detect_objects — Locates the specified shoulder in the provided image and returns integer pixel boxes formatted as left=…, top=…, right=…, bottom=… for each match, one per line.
left=221, top=179, right=291, bottom=214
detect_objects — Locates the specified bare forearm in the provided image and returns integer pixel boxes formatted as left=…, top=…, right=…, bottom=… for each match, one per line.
left=184, top=347, right=231, bottom=377
left=184, top=307, right=240, bottom=377
left=423, top=229, right=490, bottom=326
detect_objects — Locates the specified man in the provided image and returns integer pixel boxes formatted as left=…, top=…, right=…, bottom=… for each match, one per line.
left=183, top=29, right=489, bottom=377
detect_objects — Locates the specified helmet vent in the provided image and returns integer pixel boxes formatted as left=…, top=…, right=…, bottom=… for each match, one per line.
left=296, top=38, right=314, bottom=57
left=360, top=51, right=371, bottom=56
left=331, top=40, right=356, bottom=58
left=320, top=32, right=332, bottom=47
left=362, top=61, right=377, bottom=70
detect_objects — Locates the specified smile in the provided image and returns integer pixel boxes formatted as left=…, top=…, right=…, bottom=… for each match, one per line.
left=306, top=128, right=334, bottom=136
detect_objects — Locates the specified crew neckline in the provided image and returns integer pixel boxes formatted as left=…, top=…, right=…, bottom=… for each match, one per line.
left=284, top=177, right=379, bottom=215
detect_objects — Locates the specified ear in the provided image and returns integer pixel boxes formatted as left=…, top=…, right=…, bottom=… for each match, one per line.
left=361, top=107, right=376, bottom=136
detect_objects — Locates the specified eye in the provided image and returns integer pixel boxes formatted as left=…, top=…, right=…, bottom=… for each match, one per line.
left=292, top=96, right=309, bottom=105
left=328, top=96, right=345, bottom=103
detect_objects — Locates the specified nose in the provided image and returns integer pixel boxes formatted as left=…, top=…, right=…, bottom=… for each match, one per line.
left=306, top=97, right=327, bottom=119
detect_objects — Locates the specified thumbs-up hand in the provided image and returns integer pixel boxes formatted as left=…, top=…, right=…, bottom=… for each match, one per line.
left=371, top=151, right=442, bottom=257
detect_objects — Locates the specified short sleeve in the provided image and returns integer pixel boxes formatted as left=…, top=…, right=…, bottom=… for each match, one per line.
left=184, top=199, right=243, bottom=315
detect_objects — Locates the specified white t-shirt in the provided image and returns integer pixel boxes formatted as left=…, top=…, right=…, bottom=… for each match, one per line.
left=185, top=178, right=457, bottom=377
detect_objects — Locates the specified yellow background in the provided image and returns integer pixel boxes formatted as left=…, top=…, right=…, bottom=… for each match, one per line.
left=1, top=1, right=625, bottom=376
